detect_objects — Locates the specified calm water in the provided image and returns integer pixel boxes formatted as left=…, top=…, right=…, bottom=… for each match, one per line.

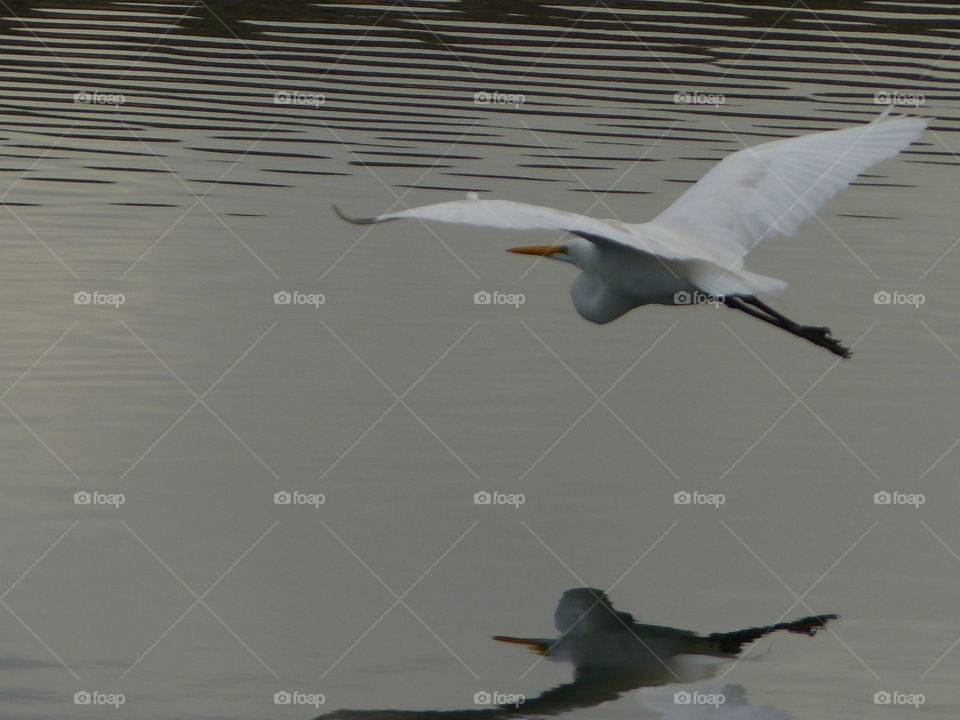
left=1, top=1, right=959, bottom=718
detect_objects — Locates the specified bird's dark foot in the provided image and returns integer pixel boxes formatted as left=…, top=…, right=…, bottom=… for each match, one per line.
left=799, top=326, right=852, bottom=359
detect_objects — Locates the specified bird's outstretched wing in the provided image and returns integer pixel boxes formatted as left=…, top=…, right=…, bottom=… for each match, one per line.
left=334, top=199, right=703, bottom=262
left=645, top=107, right=928, bottom=261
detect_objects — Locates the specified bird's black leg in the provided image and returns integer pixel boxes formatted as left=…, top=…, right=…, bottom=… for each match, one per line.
left=724, top=296, right=852, bottom=359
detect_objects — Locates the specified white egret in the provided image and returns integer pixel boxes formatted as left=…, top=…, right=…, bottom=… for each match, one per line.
left=493, top=587, right=837, bottom=674
left=335, top=108, right=927, bottom=358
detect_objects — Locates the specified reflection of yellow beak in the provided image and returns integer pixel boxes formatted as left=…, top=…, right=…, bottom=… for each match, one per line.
left=492, top=635, right=551, bottom=656
left=507, top=244, right=566, bottom=257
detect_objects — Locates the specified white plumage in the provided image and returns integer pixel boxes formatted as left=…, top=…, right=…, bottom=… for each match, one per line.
left=336, top=108, right=928, bottom=358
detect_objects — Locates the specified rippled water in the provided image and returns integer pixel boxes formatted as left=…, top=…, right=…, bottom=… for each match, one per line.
left=2, top=1, right=960, bottom=719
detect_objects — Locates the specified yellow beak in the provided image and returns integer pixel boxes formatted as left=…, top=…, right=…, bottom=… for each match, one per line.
left=506, top=244, right=567, bottom=256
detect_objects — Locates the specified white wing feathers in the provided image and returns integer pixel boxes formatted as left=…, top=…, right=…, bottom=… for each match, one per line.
left=646, top=108, right=928, bottom=262
left=334, top=109, right=926, bottom=291
left=334, top=198, right=698, bottom=261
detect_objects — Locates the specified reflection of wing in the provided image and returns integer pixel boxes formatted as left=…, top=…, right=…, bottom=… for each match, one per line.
left=313, top=672, right=651, bottom=720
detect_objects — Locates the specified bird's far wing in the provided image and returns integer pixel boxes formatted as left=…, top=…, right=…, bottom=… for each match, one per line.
left=644, top=108, right=929, bottom=260
left=334, top=198, right=701, bottom=261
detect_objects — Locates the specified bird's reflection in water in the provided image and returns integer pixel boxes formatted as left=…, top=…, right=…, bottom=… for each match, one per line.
left=316, top=588, right=836, bottom=720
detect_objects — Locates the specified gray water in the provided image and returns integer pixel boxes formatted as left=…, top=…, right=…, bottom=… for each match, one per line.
left=1, top=1, right=959, bottom=718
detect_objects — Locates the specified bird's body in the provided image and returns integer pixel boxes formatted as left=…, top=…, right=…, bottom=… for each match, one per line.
left=336, top=108, right=928, bottom=358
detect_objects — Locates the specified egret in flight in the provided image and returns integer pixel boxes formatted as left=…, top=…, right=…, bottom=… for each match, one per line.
left=494, top=587, right=837, bottom=678
left=335, top=108, right=927, bottom=358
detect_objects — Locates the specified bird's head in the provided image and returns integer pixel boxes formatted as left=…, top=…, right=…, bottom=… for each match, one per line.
left=507, top=237, right=594, bottom=269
